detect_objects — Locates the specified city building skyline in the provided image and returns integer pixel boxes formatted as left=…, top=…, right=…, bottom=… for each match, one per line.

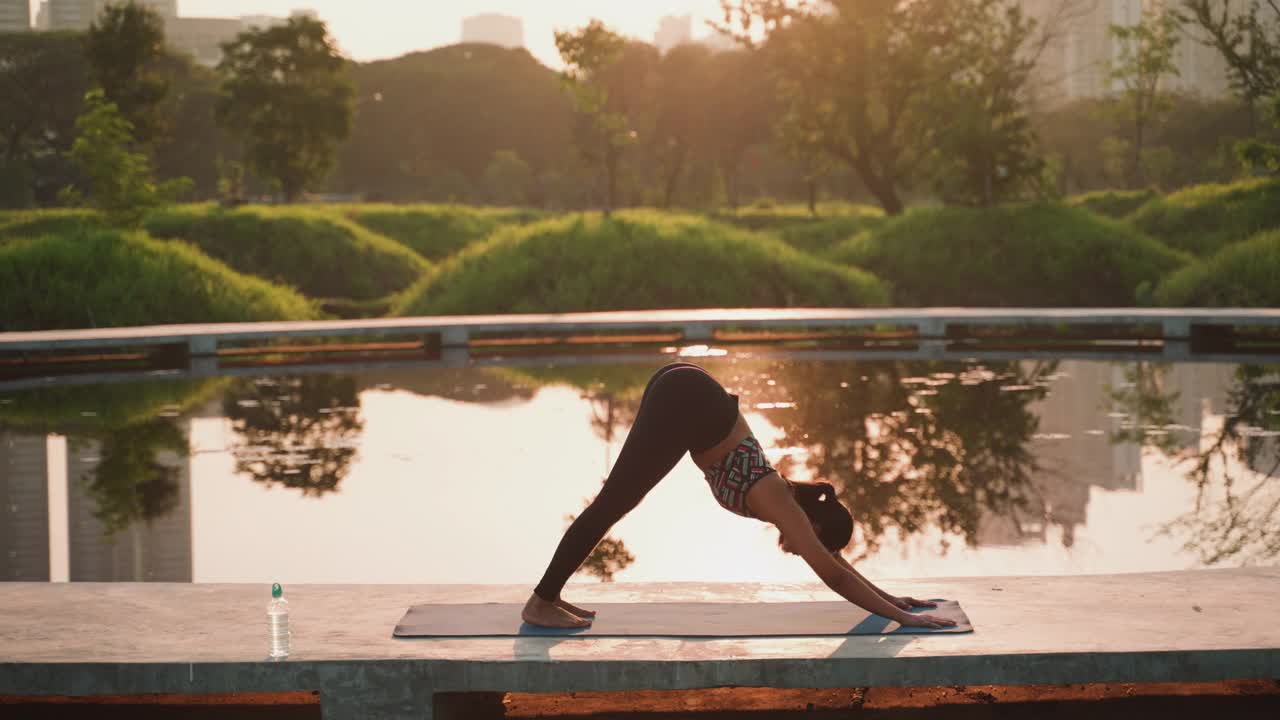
left=1, top=0, right=30, bottom=31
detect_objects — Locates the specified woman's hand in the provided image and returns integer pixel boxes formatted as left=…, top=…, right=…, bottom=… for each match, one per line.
left=896, top=612, right=957, bottom=629
left=891, top=596, right=937, bottom=611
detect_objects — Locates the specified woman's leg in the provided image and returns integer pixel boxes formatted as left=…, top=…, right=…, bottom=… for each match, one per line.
left=531, top=365, right=722, bottom=602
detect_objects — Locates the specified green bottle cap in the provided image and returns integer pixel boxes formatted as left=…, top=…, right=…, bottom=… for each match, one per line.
left=272, top=583, right=282, bottom=599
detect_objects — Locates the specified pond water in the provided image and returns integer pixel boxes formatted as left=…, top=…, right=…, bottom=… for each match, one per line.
left=1, top=347, right=1277, bottom=587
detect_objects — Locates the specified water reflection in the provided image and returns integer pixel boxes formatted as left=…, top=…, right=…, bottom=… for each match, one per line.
left=223, top=375, right=364, bottom=496
left=731, top=361, right=1053, bottom=559
left=75, top=419, right=187, bottom=534
left=1110, top=363, right=1280, bottom=564
left=1, top=356, right=1276, bottom=584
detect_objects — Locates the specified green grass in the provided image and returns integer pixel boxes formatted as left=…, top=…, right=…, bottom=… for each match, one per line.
left=828, top=203, right=1191, bottom=307
left=0, top=209, right=97, bottom=241
left=1155, top=228, right=1280, bottom=307
left=712, top=202, right=884, bottom=232
left=771, top=214, right=889, bottom=256
left=343, top=204, right=545, bottom=262
left=144, top=205, right=431, bottom=300
left=1066, top=189, right=1159, bottom=219
left=0, top=378, right=230, bottom=433
left=1128, top=178, right=1280, bottom=256
left=0, top=227, right=319, bottom=331
left=393, top=210, right=889, bottom=315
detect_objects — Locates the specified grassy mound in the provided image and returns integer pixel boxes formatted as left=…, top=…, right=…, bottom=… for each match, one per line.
left=0, top=378, right=230, bottom=433
left=828, top=203, right=1190, bottom=307
left=1066, top=189, right=1159, bottom=219
left=1128, top=178, right=1280, bottom=256
left=772, top=214, right=888, bottom=256
left=344, top=204, right=544, bottom=261
left=394, top=211, right=889, bottom=315
left=0, top=209, right=97, bottom=241
left=1155, top=229, right=1280, bottom=307
left=0, top=228, right=318, bottom=331
left=144, top=205, right=430, bottom=300
left=713, top=202, right=883, bottom=232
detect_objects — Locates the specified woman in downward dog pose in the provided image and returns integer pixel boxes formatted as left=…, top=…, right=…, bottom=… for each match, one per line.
left=523, top=362, right=956, bottom=630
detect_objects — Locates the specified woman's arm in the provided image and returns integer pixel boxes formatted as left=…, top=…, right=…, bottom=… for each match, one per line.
left=832, top=553, right=936, bottom=610
left=751, top=477, right=903, bottom=618
left=750, top=476, right=953, bottom=628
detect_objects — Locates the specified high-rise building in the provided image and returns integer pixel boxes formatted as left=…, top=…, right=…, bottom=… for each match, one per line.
left=66, top=431, right=193, bottom=582
left=655, top=14, right=693, bottom=53
left=461, top=13, right=523, bottom=49
left=167, top=16, right=242, bottom=67
left=1022, top=0, right=1232, bottom=105
left=47, top=0, right=176, bottom=31
left=48, top=0, right=96, bottom=30
left=0, top=0, right=32, bottom=31
left=35, top=1, right=50, bottom=29
left=0, top=433, right=50, bottom=581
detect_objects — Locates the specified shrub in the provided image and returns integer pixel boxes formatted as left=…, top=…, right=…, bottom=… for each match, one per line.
left=1066, top=188, right=1159, bottom=219
left=828, top=203, right=1190, bottom=306
left=1128, top=178, right=1280, bottom=256
left=144, top=205, right=429, bottom=300
left=712, top=202, right=883, bottom=232
left=0, top=227, right=317, bottom=331
left=394, top=210, right=888, bottom=315
left=1155, top=229, right=1280, bottom=307
left=344, top=204, right=544, bottom=261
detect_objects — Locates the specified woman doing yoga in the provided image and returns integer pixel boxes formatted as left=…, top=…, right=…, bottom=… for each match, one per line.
left=523, top=362, right=957, bottom=630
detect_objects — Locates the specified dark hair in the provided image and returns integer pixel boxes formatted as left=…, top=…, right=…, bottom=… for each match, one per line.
left=792, top=480, right=853, bottom=552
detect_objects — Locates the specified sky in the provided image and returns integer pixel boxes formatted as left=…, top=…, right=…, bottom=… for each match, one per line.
left=30, top=1, right=735, bottom=68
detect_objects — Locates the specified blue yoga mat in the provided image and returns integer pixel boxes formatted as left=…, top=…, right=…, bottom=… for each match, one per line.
left=393, top=599, right=973, bottom=638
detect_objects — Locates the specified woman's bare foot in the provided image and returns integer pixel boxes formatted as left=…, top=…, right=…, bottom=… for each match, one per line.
left=555, top=598, right=596, bottom=618
left=522, top=594, right=591, bottom=628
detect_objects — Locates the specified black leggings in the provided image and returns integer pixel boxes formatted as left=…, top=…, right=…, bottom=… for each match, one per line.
left=533, top=362, right=740, bottom=601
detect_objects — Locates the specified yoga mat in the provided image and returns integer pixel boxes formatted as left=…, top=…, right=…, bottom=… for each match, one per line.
left=393, top=600, right=973, bottom=638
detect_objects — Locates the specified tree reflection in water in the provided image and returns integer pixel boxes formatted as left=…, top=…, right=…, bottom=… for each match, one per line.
left=734, top=360, right=1055, bottom=559
left=74, top=418, right=188, bottom=534
left=223, top=374, right=364, bottom=496
left=512, top=358, right=1056, bottom=571
left=1111, top=363, right=1280, bottom=564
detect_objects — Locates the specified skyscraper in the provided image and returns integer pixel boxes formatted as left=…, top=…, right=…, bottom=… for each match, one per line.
left=0, top=0, right=32, bottom=31
left=47, top=0, right=177, bottom=31
left=35, top=1, right=50, bottom=29
left=48, top=0, right=97, bottom=30
left=66, top=430, right=193, bottom=582
left=0, top=433, right=50, bottom=581
left=1021, top=0, right=1232, bottom=105
left=655, top=14, right=693, bottom=53
left=461, top=13, right=523, bottom=49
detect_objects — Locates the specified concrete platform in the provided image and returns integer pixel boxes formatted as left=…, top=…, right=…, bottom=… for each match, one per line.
left=1, top=569, right=1277, bottom=719
left=4, top=307, right=1280, bottom=355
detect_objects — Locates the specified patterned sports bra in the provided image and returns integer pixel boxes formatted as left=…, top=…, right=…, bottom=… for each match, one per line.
left=702, top=435, right=783, bottom=519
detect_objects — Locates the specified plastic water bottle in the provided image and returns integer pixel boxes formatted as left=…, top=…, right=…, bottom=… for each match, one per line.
left=267, top=582, right=290, bottom=658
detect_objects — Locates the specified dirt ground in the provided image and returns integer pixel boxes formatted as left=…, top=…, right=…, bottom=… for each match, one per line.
left=3, top=680, right=1278, bottom=719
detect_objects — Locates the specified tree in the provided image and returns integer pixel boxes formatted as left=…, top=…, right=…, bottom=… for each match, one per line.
left=63, top=88, right=190, bottom=227
left=1109, top=7, right=1182, bottom=188
left=85, top=1, right=169, bottom=145
left=1182, top=0, right=1279, bottom=103
left=0, top=32, right=89, bottom=207
left=216, top=15, right=354, bottom=202
left=483, top=149, right=535, bottom=205
left=924, top=0, right=1047, bottom=206
left=555, top=20, right=638, bottom=216
left=720, top=0, right=981, bottom=215
left=1183, top=0, right=1280, bottom=174
left=705, top=50, right=775, bottom=209
left=652, top=44, right=714, bottom=208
